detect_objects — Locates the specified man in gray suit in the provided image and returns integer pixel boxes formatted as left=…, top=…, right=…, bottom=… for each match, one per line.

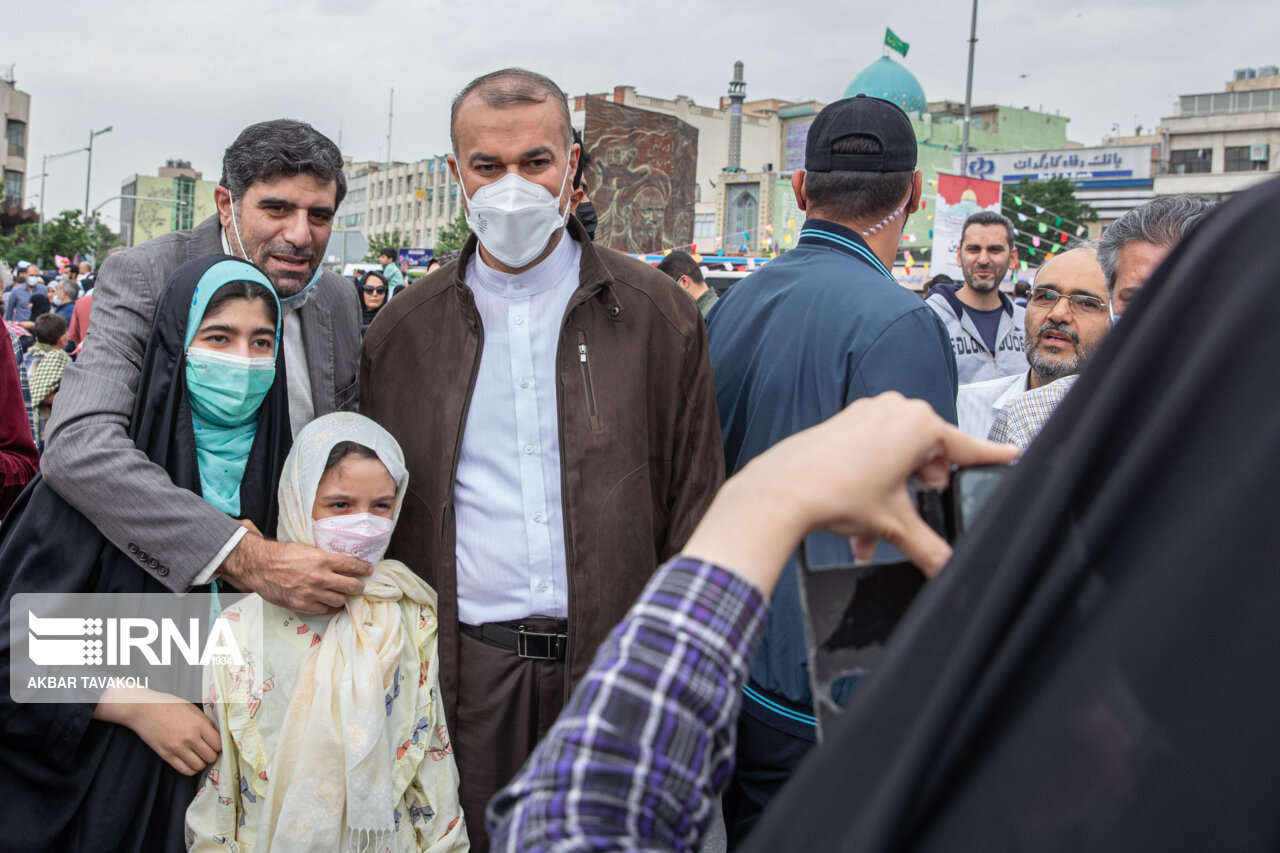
left=41, top=120, right=369, bottom=612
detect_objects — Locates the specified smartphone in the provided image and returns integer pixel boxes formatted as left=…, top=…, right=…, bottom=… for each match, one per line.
left=916, top=463, right=1012, bottom=544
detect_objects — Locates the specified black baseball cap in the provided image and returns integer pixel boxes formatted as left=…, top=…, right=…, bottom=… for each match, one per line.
left=805, top=94, right=917, bottom=173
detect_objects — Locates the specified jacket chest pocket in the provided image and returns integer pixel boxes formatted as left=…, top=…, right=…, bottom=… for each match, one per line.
left=576, top=331, right=600, bottom=431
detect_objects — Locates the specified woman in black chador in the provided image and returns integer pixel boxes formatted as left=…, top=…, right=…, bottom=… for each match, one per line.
left=0, top=255, right=291, bottom=852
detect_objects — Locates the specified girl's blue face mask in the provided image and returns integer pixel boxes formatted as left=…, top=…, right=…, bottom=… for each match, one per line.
left=184, top=348, right=275, bottom=428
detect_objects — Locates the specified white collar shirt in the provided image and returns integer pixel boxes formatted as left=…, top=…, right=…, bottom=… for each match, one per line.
left=454, top=235, right=582, bottom=625
left=956, top=369, right=1031, bottom=439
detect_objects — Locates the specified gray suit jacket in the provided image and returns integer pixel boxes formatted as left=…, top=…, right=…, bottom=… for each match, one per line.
left=41, top=215, right=360, bottom=590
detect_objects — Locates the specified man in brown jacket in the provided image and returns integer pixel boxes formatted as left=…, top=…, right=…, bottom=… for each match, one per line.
left=361, top=68, right=723, bottom=850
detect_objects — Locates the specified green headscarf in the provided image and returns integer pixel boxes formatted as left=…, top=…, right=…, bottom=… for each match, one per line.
left=184, top=258, right=281, bottom=517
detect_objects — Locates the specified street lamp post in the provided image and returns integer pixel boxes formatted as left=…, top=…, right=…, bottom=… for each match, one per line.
left=90, top=194, right=187, bottom=249
left=39, top=146, right=90, bottom=234
left=960, top=0, right=980, bottom=175
left=84, top=126, right=113, bottom=219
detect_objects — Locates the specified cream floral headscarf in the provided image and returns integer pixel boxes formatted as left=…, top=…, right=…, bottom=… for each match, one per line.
left=259, top=412, right=438, bottom=852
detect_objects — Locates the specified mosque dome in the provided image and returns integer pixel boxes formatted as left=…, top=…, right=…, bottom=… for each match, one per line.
left=843, top=56, right=928, bottom=115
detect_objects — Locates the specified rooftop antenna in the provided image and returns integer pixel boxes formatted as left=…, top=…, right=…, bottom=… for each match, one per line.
left=386, top=88, right=394, bottom=165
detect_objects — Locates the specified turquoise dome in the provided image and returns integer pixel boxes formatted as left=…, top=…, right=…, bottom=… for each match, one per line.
left=843, top=56, right=927, bottom=114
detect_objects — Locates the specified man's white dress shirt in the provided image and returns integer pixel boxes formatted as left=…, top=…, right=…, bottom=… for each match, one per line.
left=454, top=236, right=582, bottom=625
left=956, top=369, right=1031, bottom=439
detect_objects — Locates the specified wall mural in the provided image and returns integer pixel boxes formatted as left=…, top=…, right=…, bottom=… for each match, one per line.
left=583, top=99, right=698, bottom=254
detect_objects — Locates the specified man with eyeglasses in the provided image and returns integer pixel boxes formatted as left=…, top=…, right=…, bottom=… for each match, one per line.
left=987, top=196, right=1217, bottom=450
left=957, top=246, right=1107, bottom=439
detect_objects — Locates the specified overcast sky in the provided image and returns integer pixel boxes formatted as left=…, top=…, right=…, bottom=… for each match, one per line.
left=8, top=0, right=1273, bottom=229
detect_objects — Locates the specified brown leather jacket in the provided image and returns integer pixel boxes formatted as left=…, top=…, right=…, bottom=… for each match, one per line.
left=360, top=218, right=724, bottom=720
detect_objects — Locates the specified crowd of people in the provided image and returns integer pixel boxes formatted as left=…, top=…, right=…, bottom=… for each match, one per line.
left=0, top=65, right=1274, bottom=853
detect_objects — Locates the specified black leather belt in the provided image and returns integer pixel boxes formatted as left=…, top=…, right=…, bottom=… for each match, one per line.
left=463, top=621, right=568, bottom=661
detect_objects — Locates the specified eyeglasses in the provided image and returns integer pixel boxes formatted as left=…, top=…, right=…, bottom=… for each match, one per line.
left=1028, top=286, right=1107, bottom=316
left=362, top=285, right=387, bottom=295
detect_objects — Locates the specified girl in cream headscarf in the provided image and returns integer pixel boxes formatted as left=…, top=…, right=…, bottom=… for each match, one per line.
left=187, top=412, right=468, bottom=852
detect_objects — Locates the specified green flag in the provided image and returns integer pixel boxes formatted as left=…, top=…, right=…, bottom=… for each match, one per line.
left=885, top=28, right=909, bottom=58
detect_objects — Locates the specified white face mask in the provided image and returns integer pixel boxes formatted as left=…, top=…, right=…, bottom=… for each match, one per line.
left=457, top=155, right=572, bottom=269
left=312, top=512, right=395, bottom=564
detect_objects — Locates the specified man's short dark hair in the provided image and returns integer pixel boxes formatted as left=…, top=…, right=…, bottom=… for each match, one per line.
left=1014, top=279, right=1031, bottom=298
left=220, top=119, right=347, bottom=207
left=572, top=128, right=593, bottom=190
left=34, top=312, right=67, bottom=345
left=656, top=250, right=704, bottom=285
left=1097, top=195, right=1215, bottom=293
left=450, top=68, right=573, bottom=152
left=378, top=248, right=398, bottom=260
left=803, top=135, right=913, bottom=225
left=960, top=210, right=1016, bottom=249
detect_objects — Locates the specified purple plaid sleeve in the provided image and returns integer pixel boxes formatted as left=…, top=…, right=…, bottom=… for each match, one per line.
left=488, top=556, right=769, bottom=852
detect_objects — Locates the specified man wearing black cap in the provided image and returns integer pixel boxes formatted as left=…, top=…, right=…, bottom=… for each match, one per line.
left=705, top=94, right=958, bottom=842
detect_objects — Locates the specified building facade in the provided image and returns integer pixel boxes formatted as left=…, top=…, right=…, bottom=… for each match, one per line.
left=119, top=160, right=219, bottom=247
left=571, top=80, right=792, bottom=248
left=956, top=143, right=1158, bottom=236
left=339, top=58, right=1075, bottom=267
left=715, top=58, right=1072, bottom=263
left=1, top=65, right=34, bottom=233
left=1154, top=66, right=1280, bottom=201
left=348, top=154, right=464, bottom=256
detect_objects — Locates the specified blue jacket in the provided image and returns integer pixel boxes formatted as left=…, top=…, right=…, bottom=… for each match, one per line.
left=707, top=219, right=958, bottom=736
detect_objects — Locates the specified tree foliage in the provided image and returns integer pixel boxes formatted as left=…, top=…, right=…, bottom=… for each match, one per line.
left=1000, top=178, right=1098, bottom=264
left=362, top=228, right=412, bottom=263
left=432, top=212, right=472, bottom=255
left=0, top=210, right=122, bottom=268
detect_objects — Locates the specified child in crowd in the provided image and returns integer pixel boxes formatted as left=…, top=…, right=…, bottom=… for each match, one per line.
left=23, top=312, right=72, bottom=450
left=187, top=412, right=468, bottom=852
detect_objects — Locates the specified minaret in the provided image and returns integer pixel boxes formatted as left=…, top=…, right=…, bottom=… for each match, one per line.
left=726, top=60, right=746, bottom=172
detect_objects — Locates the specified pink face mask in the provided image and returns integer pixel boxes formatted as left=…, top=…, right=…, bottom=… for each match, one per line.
left=311, top=513, right=395, bottom=564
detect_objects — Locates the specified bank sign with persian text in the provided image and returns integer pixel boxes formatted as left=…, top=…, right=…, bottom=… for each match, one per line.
left=956, top=145, right=1154, bottom=187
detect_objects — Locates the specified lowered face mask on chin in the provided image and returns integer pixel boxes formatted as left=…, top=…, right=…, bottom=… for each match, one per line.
left=312, top=512, right=395, bottom=564
left=458, top=155, right=572, bottom=269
